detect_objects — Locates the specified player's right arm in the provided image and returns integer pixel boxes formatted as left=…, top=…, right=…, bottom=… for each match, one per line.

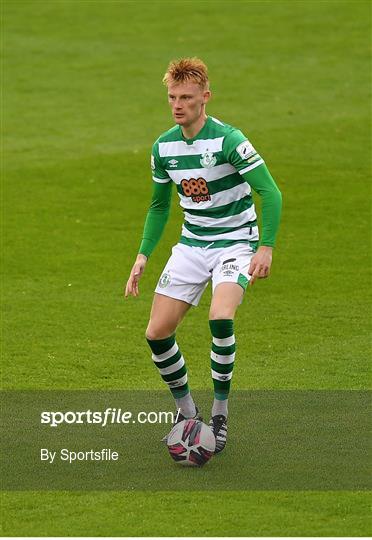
left=125, top=141, right=172, bottom=297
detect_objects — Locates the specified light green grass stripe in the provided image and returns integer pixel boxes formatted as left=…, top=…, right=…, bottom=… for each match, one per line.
left=211, top=360, right=234, bottom=374
left=176, top=171, right=245, bottom=196
left=183, top=220, right=256, bottom=236
left=184, top=195, right=253, bottom=218
left=2, top=490, right=371, bottom=536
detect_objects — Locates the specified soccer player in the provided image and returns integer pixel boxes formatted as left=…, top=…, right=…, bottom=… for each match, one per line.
left=125, top=58, right=282, bottom=453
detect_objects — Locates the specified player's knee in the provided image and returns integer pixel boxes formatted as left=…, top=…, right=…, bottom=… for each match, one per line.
left=145, top=324, right=172, bottom=341
left=209, top=310, right=235, bottom=321
left=145, top=326, right=158, bottom=341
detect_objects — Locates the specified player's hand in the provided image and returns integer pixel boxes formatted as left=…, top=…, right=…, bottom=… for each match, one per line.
left=248, top=246, right=273, bottom=286
left=125, top=254, right=148, bottom=297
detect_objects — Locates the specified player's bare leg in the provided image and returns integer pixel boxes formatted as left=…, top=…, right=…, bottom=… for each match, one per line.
left=145, top=293, right=191, bottom=340
left=209, top=282, right=244, bottom=321
left=146, top=293, right=199, bottom=424
left=208, top=282, right=244, bottom=453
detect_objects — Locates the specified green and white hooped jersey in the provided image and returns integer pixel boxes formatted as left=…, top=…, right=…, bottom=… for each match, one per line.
left=151, top=115, right=264, bottom=249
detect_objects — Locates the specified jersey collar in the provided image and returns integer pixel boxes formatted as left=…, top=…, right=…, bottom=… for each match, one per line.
left=179, top=115, right=211, bottom=145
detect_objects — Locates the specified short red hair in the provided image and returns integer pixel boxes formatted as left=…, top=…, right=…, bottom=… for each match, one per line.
left=163, top=57, right=209, bottom=89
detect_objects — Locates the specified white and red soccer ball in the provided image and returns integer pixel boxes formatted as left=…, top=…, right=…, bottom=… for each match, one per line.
left=167, top=418, right=216, bottom=466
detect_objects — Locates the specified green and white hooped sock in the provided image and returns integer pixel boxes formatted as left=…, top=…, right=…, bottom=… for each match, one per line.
left=209, top=319, right=235, bottom=418
left=147, top=334, right=196, bottom=417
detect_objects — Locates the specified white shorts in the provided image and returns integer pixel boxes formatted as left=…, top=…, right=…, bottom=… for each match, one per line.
left=155, top=242, right=255, bottom=306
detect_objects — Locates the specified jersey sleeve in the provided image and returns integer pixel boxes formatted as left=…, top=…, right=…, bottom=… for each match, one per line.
left=151, top=140, right=171, bottom=184
left=223, top=129, right=264, bottom=174
left=138, top=181, right=172, bottom=258
left=223, top=129, right=282, bottom=248
left=243, top=164, right=282, bottom=247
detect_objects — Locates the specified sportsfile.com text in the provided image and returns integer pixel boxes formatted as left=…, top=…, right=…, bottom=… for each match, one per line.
left=41, top=408, right=177, bottom=427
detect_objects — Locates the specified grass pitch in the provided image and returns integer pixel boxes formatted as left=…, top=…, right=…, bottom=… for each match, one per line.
left=2, top=0, right=371, bottom=536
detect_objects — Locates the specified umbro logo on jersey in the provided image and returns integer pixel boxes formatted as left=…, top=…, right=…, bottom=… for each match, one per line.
left=168, top=159, right=178, bottom=168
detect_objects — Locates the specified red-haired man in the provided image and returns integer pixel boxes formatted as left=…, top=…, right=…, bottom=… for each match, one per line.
left=125, top=58, right=282, bottom=453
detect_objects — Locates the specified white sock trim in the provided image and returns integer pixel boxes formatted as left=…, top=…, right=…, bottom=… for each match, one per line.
left=167, top=373, right=188, bottom=388
left=212, top=335, right=235, bottom=347
left=211, top=369, right=233, bottom=381
left=211, top=351, right=235, bottom=365
left=158, top=356, right=185, bottom=375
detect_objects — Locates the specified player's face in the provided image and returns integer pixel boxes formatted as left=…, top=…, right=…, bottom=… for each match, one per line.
left=167, top=81, right=211, bottom=128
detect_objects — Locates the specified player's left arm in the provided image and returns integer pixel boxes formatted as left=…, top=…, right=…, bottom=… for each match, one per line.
left=223, top=131, right=282, bottom=285
left=243, top=164, right=282, bottom=284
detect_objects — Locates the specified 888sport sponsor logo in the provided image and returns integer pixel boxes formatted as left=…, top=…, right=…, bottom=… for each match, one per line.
left=181, top=177, right=211, bottom=203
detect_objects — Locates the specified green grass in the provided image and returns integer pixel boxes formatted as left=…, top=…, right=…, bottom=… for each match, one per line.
left=1, top=0, right=371, bottom=536
left=1, top=491, right=370, bottom=537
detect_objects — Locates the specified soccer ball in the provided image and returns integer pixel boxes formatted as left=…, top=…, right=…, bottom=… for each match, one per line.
left=167, top=418, right=216, bottom=466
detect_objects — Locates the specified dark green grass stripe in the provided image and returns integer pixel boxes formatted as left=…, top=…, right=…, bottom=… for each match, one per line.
left=184, top=195, right=253, bottom=218
left=176, top=172, right=246, bottom=196
left=184, top=221, right=256, bottom=236
left=211, top=360, right=234, bottom=374
left=212, top=343, right=236, bottom=355
left=153, top=350, right=182, bottom=370
left=161, top=365, right=187, bottom=383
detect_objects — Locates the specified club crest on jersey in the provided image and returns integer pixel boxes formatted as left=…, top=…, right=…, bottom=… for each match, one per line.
left=158, top=272, right=171, bottom=288
left=200, top=150, right=217, bottom=169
